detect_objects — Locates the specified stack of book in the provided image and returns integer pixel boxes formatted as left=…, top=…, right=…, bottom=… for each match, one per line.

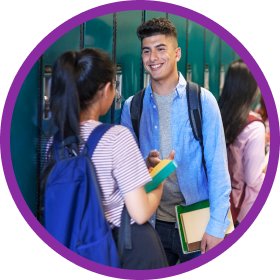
left=176, top=200, right=234, bottom=254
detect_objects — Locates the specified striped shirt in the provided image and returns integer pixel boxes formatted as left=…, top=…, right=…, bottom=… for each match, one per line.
left=47, top=120, right=152, bottom=228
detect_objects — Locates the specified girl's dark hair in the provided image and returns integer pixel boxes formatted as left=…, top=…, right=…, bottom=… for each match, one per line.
left=137, top=17, right=177, bottom=43
left=40, top=48, right=115, bottom=215
left=218, top=59, right=258, bottom=145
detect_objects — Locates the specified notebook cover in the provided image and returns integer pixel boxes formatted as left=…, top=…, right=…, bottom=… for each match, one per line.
left=145, top=160, right=178, bottom=193
left=175, top=200, right=210, bottom=254
left=178, top=200, right=234, bottom=254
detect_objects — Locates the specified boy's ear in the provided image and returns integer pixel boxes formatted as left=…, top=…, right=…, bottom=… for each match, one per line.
left=175, top=47, right=181, bottom=62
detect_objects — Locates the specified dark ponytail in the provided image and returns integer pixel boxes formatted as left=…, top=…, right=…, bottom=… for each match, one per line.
left=218, top=59, right=258, bottom=145
left=40, top=48, right=115, bottom=218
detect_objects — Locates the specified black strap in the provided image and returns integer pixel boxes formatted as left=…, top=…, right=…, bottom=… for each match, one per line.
left=129, top=84, right=207, bottom=180
left=130, top=88, right=146, bottom=145
left=187, top=81, right=208, bottom=180
left=53, top=133, right=84, bottom=161
left=117, top=206, right=132, bottom=259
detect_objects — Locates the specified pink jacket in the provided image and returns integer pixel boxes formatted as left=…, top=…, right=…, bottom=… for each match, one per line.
left=227, top=112, right=265, bottom=223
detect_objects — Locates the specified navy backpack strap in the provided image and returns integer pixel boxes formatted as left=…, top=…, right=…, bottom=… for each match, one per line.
left=53, top=133, right=84, bottom=161
left=186, top=81, right=208, bottom=180
left=117, top=206, right=132, bottom=258
left=82, top=123, right=114, bottom=157
left=82, top=123, right=132, bottom=257
left=130, top=88, right=146, bottom=145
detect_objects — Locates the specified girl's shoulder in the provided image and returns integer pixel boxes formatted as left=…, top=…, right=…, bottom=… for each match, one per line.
left=80, top=120, right=132, bottom=142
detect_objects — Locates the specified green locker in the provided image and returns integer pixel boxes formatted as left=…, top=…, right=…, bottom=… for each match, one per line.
left=220, top=39, right=234, bottom=96
left=234, top=51, right=241, bottom=61
left=42, top=26, right=81, bottom=133
left=187, top=20, right=204, bottom=87
left=168, top=14, right=187, bottom=77
left=205, top=28, right=220, bottom=99
left=10, top=60, right=40, bottom=216
left=145, top=10, right=167, bottom=21
left=84, top=14, right=114, bottom=124
left=115, top=11, right=142, bottom=124
left=42, top=26, right=81, bottom=69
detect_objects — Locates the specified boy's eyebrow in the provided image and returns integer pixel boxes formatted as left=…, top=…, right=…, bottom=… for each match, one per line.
left=141, top=44, right=167, bottom=50
left=155, top=44, right=167, bottom=48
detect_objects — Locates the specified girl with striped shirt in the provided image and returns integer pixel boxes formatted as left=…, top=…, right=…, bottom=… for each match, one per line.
left=41, top=48, right=168, bottom=269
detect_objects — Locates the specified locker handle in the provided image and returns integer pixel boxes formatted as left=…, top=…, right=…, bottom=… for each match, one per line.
left=186, top=64, right=192, bottom=82
left=115, top=71, right=122, bottom=110
left=204, top=63, right=209, bottom=90
left=219, top=64, right=225, bottom=96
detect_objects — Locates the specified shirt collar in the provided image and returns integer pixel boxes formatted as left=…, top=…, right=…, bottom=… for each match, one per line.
left=146, top=72, right=187, bottom=99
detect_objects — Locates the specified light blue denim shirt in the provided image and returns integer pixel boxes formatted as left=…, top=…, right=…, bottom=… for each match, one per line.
left=121, top=73, right=231, bottom=238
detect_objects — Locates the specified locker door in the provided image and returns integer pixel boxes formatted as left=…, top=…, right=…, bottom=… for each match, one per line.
left=42, top=26, right=81, bottom=68
left=205, top=28, right=220, bottom=100
left=115, top=11, right=142, bottom=124
left=234, top=51, right=241, bottom=61
left=145, top=10, right=167, bottom=21
left=84, top=14, right=114, bottom=124
left=10, top=60, right=40, bottom=216
left=220, top=39, right=234, bottom=95
left=187, top=20, right=204, bottom=86
left=168, top=14, right=187, bottom=77
left=42, top=26, right=81, bottom=133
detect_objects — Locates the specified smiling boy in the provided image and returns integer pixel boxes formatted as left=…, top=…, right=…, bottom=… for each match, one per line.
left=121, top=18, right=231, bottom=265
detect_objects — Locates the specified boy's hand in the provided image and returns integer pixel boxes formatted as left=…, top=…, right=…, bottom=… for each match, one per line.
left=146, top=150, right=175, bottom=168
left=146, top=150, right=161, bottom=168
left=200, top=232, right=223, bottom=254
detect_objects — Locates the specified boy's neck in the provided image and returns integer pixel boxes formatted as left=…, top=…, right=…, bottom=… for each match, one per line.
left=150, top=71, right=179, bottom=96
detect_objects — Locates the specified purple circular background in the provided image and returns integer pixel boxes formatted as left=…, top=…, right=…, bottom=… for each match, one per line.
left=1, top=1, right=279, bottom=279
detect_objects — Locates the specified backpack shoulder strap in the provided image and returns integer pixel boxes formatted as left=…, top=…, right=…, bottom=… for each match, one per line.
left=186, top=81, right=208, bottom=180
left=81, top=123, right=115, bottom=157
left=246, top=114, right=265, bottom=127
left=130, top=88, right=146, bottom=144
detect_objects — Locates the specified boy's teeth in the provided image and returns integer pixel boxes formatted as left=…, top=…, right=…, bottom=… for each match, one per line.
left=151, top=64, right=161, bottom=68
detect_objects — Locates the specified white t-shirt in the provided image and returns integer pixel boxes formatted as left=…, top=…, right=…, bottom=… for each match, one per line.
left=47, top=120, right=152, bottom=228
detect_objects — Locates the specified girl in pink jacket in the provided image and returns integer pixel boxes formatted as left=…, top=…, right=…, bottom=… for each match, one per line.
left=218, top=60, right=265, bottom=227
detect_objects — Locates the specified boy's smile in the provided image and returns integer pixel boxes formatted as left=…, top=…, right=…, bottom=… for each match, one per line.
left=141, top=34, right=181, bottom=83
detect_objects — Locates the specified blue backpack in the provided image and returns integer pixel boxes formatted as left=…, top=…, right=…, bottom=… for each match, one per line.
left=44, top=124, right=121, bottom=268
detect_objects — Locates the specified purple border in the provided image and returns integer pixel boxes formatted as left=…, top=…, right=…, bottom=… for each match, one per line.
left=1, top=1, right=279, bottom=279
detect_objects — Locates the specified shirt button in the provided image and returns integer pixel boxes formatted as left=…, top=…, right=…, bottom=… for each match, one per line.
left=151, top=220, right=154, bottom=224
left=153, top=105, right=156, bottom=108
left=155, top=126, right=157, bottom=129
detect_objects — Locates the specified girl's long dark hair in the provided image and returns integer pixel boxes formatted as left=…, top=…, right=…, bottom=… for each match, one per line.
left=40, top=48, right=115, bottom=215
left=218, top=59, right=258, bottom=145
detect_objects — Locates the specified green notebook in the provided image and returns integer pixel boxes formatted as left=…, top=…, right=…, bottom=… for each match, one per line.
left=145, top=160, right=178, bottom=193
left=176, top=200, right=234, bottom=254
left=175, top=200, right=210, bottom=254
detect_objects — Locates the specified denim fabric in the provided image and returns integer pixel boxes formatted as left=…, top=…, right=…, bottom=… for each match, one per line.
left=121, top=72, right=231, bottom=238
left=155, top=220, right=201, bottom=266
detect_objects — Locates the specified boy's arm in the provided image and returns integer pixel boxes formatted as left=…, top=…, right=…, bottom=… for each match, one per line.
left=201, top=89, right=231, bottom=241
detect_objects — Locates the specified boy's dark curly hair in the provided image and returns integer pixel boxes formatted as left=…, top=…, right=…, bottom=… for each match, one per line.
left=136, top=18, right=177, bottom=43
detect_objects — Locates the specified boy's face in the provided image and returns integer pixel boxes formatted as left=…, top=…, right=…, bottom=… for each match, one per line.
left=141, top=34, right=181, bottom=83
